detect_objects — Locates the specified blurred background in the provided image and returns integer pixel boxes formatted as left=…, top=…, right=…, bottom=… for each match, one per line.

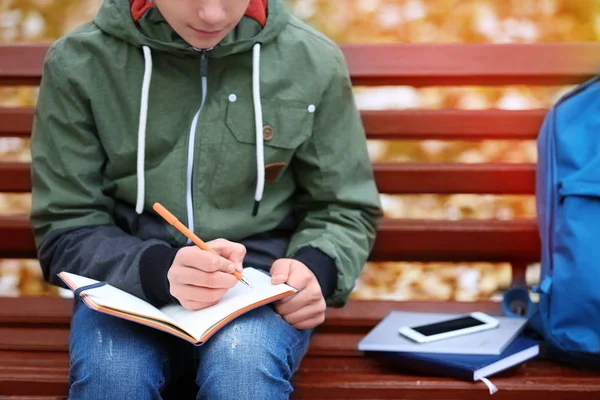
left=0, top=0, right=599, bottom=301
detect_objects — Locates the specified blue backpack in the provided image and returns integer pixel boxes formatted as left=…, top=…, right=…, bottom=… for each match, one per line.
left=502, top=76, right=600, bottom=365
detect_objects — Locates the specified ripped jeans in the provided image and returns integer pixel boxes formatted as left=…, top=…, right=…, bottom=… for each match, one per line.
left=68, top=300, right=312, bottom=399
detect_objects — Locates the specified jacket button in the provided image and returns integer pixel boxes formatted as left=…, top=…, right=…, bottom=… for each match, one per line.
left=263, top=125, right=274, bottom=141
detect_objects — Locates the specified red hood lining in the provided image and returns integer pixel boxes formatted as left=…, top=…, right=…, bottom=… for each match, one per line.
left=129, top=0, right=267, bottom=27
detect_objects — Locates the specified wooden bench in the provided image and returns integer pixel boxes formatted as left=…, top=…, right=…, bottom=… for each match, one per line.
left=2, top=42, right=600, bottom=399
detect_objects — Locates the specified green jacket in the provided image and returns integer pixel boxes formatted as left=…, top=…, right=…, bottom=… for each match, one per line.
left=30, top=0, right=382, bottom=307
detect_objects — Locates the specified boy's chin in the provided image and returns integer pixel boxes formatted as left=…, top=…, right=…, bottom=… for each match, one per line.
left=183, top=33, right=228, bottom=50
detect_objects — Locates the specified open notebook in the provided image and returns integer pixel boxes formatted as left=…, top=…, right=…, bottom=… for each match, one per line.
left=58, top=267, right=297, bottom=346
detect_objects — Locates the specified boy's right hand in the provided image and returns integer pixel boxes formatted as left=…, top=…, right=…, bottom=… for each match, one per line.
left=167, top=239, right=246, bottom=311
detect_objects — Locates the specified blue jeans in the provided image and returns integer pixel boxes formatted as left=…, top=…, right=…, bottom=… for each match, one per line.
left=68, top=300, right=312, bottom=399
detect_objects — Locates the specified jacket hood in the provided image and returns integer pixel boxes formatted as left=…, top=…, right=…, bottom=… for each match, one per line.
left=93, top=0, right=290, bottom=57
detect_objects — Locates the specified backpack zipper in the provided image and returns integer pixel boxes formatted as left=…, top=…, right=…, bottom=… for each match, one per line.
left=185, top=48, right=210, bottom=238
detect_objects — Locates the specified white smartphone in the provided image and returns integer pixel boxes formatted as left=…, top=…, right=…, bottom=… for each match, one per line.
left=398, top=312, right=500, bottom=344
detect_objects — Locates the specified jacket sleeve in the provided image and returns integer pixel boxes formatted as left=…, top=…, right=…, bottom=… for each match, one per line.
left=287, top=47, right=383, bottom=307
left=30, top=44, right=178, bottom=307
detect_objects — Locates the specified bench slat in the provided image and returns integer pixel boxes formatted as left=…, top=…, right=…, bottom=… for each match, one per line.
left=0, top=108, right=34, bottom=138
left=375, top=163, right=534, bottom=194
left=0, top=163, right=31, bottom=192
left=0, top=216, right=539, bottom=261
left=0, top=108, right=545, bottom=141
left=344, top=43, right=600, bottom=86
left=292, top=371, right=600, bottom=400
left=363, top=109, right=544, bottom=140
left=372, top=218, right=539, bottom=262
left=0, top=162, right=535, bottom=194
left=1, top=43, right=599, bottom=86
left=0, top=300, right=500, bottom=354
left=0, top=298, right=501, bottom=328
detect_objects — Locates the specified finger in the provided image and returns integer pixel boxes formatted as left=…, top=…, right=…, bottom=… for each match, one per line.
left=293, top=314, right=326, bottom=330
left=285, top=262, right=314, bottom=290
left=275, top=289, right=311, bottom=315
left=179, top=298, right=218, bottom=311
left=208, top=239, right=247, bottom=271
left=270, top=259, right=293, bottom=285
left=170, top=267, right=238, bottom=289
left=179, top=246, right=235, bottom=273
left=282, top=300, right=326, bottom=326
left=174, top=285, right=228, bottom=304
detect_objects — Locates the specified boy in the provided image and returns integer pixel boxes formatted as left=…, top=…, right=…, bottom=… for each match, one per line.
left=30, top=0, right=382, bottom=398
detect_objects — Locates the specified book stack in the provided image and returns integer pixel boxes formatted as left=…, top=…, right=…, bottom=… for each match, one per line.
left=357, top=311, right=540, bottom=394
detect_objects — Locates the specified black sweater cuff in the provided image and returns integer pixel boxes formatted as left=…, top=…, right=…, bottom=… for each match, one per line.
left=139, top=245, right=179, bottom=307
left=292, top=246, right=338, bottom=299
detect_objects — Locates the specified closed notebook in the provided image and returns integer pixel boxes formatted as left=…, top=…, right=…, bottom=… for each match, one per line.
left=366, top=335, right=540, bottom=382
left=358, top=311, right=527, bottom=355
left=58, top=267, right=297, bottom=346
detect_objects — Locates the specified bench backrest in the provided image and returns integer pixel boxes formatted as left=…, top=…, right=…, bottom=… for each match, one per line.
left=1, top=43, right=599, bottom=274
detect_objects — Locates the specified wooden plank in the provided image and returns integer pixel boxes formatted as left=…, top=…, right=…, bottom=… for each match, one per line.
left=0, top=108, right=546, bottom=141
left=2, top=396, right=65, bottom=400
left=0, top=45, right=47, bottom=86
left=0, top=163, right=31, bottom=192
left=1, top=43, right=599, bottom=87
left=0, top=216, right=36, bottom=258
left=292, top=372, right=600, bottom=400
left=375, top=163, right=535, bottom=194
left=0, top=297, right=72, bottom=326
left=0, top=108, right=34, bottom=138
left=363, top=109, right=545, bottom=140
left=0, top=162, right=536, bottom=194
left=0, top=328, right=69, bottom=352
left=0, top=351, right=69, bottom=368
left=0, top=216, right=539, bottom=261
left=0, top=297, right=497, bottom=328
left=0, top=300, right=500, bottom=353
left=371, top=218, right=540, bottom=262
left=343, top=43, right=600, bottom=86
left=3, top=355, right=598, bottom=400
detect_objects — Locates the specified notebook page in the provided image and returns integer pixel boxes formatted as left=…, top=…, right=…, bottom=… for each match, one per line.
left=160, top=268, right=296, bottom=341
left=60, top=272, right=179, bottom=327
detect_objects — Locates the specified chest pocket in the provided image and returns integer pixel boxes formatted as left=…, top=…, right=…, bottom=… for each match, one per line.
left=209, top=96, right=315, bottom=209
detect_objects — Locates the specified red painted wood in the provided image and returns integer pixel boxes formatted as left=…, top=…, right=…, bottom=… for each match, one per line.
left=374, top=163, right=535, bottom=194
left=0, top=297, right=72, bottom=326
left=0, top=45, right=47, bottom=86
left=0, top=216, right=36, bottom=258
left=0, top=216, right=539, bottom=261
left=0, top=108, right=34, bottom=138
left=371, top=218, right=539, bottom=262
left=0, top=108, right=546, bottom=141
left=0, top=163, right=31, bottom=192
left=1, top=43, right=599, bottom=86
left=0, top=297, right=500, bottom=329
left=342, top=43, right=600, bottom=86
left=362, top=109, right=545, bottom=140
left=0, top=162, right=536, bottom=194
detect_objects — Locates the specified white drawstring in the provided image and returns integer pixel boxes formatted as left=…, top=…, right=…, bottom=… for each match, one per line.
left=136, top=45, right=153, bottom=214
left=252, top=43, right=264, bottom=216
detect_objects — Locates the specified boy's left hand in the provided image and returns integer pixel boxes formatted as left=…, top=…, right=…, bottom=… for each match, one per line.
left=271, top=259, right=326, bottom=330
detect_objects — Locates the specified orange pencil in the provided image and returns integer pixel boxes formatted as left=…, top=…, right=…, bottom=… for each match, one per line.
left=152, top=202, right=252, bottom=287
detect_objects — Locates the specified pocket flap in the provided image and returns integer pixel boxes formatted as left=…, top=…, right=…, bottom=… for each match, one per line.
left=226, top=97, right=314, bottom=149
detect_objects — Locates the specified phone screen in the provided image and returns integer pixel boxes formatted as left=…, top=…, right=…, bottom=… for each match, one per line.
left=411, top=316, right=486, bottom=336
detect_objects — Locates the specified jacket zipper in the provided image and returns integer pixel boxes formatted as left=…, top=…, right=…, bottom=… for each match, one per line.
left=185, top=49, right=209, bottom=237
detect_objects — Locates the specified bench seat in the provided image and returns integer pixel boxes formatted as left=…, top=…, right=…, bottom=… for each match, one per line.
left=1, top=298, right=599, bottom=399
